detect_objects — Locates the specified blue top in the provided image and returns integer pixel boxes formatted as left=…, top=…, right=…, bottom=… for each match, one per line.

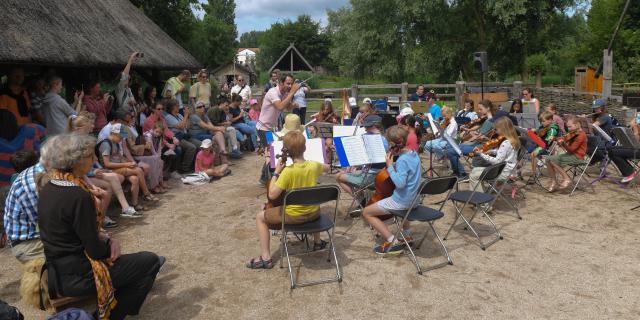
left=3, top=163, right=44, bottom=242
left=429, top=104, right=442, bottom=120
left=387, top=151, right=421, bottom=207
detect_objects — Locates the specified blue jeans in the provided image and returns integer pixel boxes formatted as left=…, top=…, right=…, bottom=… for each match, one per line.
left=195, top=133, right=212, bottom=141
left=447, top=143, right=479, bottom=175
left=424, top=138, right=448, bottom=157
left=233, top=122, right=257, bottom=147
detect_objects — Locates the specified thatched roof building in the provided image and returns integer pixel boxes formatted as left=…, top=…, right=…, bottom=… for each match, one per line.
left=0, top=0, right=200, bottom=70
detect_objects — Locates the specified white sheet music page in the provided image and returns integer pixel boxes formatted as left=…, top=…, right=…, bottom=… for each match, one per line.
left=303, top=138, right=327, bottom=164
left=427, top=113, right=439, bottom=136
left=270, top=140, right=294, bottom=166
left=362, top=134, right=386, bottom=164
left=340, top=136, right=369, bottom=166
left=333, top=125, right=366, bottom=137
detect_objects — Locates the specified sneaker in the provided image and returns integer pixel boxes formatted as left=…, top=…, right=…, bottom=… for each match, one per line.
left=399, top=235, right=415, bottom=245
left=374, top=241, right=405, bottom=256
left=457, top=174, right=470, bottom=183
left=121, top=207, right=143, bottom=218
left=230, top=150, right=243, bottom=159
left=103, top=216, right=118, bottom=229
left=537, top=159, right=545, bottom=168
left=621, top=171, right=637, bottom=184
left=170, top=171, right=182, bottom=180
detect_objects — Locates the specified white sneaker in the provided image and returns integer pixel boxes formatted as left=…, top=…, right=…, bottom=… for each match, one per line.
left=121, top=207, right=142, bottom=218
left=170, top=171, right=182, bottom=179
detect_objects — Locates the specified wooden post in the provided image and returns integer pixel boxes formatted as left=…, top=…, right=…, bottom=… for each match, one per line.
left=351, top=84, right=358, bottom=103
left=455, top=81, right=465, bottom=110
left=401, top=82, right=408, bottom=102
left=513, top=81, right=523, bottom=99
left=602, top=49, right=613, bottom=98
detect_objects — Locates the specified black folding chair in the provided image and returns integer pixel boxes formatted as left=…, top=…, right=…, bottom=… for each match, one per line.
left=344, top=168, right=375, bottom=218
left=388, top=176, right=458, bottom=274
left=444, top=162, right=507, bottom=250
left=279, top=185, right=342, bottom=289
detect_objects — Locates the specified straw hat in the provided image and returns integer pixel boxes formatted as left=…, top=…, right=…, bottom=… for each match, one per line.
left=280, top=113, right=305, bottom=135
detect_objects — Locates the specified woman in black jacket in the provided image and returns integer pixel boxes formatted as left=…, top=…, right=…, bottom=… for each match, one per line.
left=38, top=134, right=164, bottom=320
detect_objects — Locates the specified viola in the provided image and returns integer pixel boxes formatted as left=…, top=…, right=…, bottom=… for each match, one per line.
left=469, top=136, right=506, bottom=157
left=264, top=148, right=289, bottom=209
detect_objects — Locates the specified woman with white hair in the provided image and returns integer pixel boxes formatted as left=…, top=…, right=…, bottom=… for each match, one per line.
left=37, top=134, right=164, bottom=320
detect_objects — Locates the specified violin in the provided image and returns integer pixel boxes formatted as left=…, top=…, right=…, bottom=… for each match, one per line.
left=469, top=136, right=506, bottom=157
left=264, top=148, right=288, bottom=209
left=559, top=130, right=579, bottom=144
left=460, top=117, right=488, bottom=141
left=442, top=117, right=451, bottom=130
left=537, top=125, right=550, bottom=138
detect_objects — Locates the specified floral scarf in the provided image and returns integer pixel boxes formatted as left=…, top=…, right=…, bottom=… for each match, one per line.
left=51, top=171, right=117, bottom=319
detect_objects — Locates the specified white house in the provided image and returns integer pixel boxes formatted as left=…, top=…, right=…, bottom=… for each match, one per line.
left=236, top=48, right=259, bottom=65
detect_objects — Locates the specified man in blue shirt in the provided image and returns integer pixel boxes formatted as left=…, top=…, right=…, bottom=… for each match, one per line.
left=409, top=85, right=427, bottom=102
left=3, top=162, right=45, bottom=262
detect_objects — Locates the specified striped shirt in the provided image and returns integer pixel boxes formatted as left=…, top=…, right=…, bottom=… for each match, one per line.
left=3, top=163, right=44, bottom=242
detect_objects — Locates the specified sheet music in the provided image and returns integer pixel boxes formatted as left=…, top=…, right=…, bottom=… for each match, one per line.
left=591, top=124, right=614, bottom=144
left=340, top=136, right=369, bottom=166
left=362, top=134, right=387, bottom=164
left=270, top=138, right=326, bottom=168
left=333, top=125, right=365, bottom=137
left=443, top=132, right=462, bottom=156
left=427, top=113, right=439, bottom=136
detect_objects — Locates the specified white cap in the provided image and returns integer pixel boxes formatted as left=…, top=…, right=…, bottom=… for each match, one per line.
left=200, top=139, right=213, bottom=149
left=363, top=97, right=372, bottom=105
left=348, top=97, right=356, bottom=107
left=400, top=107, right=415, bottom=117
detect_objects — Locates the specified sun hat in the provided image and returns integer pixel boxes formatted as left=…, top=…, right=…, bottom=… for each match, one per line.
left=200, top=139, right=213, bottom=149
left=280, top=113, right=305, bottom=135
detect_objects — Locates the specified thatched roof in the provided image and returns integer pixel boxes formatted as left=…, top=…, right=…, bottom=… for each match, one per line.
left=0, top=0, right=200, bottom=70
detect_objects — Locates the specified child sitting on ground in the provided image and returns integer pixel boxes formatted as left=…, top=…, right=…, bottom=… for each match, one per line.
left=529, top=111, right=559, bottom=174
left=362, top=125, right=422, bottom=255
left=195, top=139, right=230, bottom=178
left=545, top=116, right=587, bottom=192
left=246, top=131, right=330, bottom=269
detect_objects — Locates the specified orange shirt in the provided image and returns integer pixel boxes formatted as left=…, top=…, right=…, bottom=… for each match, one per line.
left=0, top=86, right=31, bottom=126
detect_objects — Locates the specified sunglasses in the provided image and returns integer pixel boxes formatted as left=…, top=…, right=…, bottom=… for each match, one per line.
left=196, top=105, right=204, bottom=109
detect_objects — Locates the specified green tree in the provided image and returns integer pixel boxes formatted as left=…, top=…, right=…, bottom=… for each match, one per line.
left=130, top=0, right=198, bottom=48
left=239, top=31, right=264, bottom=48
left=526, top=53, right=550, bottom=88
left=188, top=0, right=237, bottom=68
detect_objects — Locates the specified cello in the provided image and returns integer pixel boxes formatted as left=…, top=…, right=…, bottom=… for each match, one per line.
left=264, top=148, right=288, bottom=209
left=367, top=144, right=401, bottom=206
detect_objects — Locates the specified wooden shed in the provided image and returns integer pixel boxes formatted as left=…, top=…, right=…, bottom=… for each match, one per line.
left=575, top=65, right=603, bottom=93
left=210, top=62, right=256, bottom=88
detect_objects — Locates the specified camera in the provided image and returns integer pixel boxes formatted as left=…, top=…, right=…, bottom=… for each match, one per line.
left=136, top=52, right=144, bottom=58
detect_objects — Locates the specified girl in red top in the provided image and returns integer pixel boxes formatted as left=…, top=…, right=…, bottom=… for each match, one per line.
left=545, top=116, right=587, bottom=192
left=400, top=115, right=420, bottom=152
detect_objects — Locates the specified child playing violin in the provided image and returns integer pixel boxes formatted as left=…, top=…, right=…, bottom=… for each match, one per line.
left=424, top=105, right=457, bottom=158
left=312, top=100, right=339, bottom=124
left=246, top=131, right=331, bottom=269
left=362, top=126, right=422, bottom=255
left=469, top=117, right=520, bottom=192
left=545, top=116, right=587, bottom=192
left=528, top=111, right=559, bottom=175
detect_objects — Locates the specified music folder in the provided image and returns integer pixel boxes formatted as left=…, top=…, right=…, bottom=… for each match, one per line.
left=269, top=138, right=327, bottom=168
left=333, top=134, right=387, bottom=167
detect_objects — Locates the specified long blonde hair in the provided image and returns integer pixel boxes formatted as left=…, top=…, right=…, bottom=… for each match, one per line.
left=494, top=117, right=520, bottom=150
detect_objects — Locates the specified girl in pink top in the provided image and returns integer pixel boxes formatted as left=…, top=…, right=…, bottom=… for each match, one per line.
left=248, top=98, right=260, bottom=122
left=195, top=139, right=230, bottom=178
left=400, top=115, right=420, bottom=152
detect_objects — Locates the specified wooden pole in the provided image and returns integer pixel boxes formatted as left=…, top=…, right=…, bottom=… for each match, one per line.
left=351, top=84, right=358, bottom=104
left=602, top=49, right=613, bottom=98
left=513, top=81, right=523, bottom=100
left=401, top=82, right=408, bottom=102
left=455, top=81, right=465, bottom=110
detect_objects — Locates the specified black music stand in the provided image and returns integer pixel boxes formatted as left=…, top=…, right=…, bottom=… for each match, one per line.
left=590, top=124, right=619, bottom=187
left=424, top=119, right=444, bottom=178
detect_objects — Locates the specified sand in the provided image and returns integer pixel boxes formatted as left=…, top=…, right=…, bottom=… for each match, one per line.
left=2, top=153, right=640, bottom=319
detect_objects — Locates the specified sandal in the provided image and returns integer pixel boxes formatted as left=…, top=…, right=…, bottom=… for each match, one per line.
left=132, top=203, right=147, bottom=211
left=313, top=240, right=328, bottom=251
left=245, top=257, right=274, bottom=269
left=143, top=194, right=160, bottom=202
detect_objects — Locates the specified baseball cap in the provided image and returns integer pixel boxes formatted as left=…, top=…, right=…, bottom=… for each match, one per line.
left=110, top=123, right=128, bottom=138
left=592, top=99, right=606, bottom=109
left=200, top=139, right=213, bottom=149
left=363, top=97, right=372, bottom=105
left=362, top=115, right=382, bottom=127
left=249, top=98, right=258, bottom=106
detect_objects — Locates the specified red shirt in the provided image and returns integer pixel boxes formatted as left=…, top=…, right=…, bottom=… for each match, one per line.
left=142, top=113, right=174, bottom=139
left=83, top=95, right=112, bottom=133
left=406, top=130, right=419, bottom=152
left=563, top=131, right=587, bottom=159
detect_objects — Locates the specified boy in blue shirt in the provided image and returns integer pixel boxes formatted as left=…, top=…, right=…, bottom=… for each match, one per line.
left=362, top=126, right=422, bottom=255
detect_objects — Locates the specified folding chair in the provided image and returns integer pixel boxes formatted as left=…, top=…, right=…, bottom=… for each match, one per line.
left=344, top=168, right=375, bottom=217
left=279, top=185, right=342, bottom=289
left=387, top=176, right=458, bottom=274
left=444, top=162, right=507, bottom=250
left=483, top=160, right=523, bottom=220
left=565, top=135, right=600, bottom=196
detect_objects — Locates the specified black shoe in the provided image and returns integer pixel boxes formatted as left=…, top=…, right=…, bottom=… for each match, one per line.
left=156, top=256, right=166, bottom=275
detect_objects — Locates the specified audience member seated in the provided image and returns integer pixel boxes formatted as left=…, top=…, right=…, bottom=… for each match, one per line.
left=142, top=101, right=183, bottom=179
left=189, top=101, right=229, bottom=162
left=246, top=131, right=330, bottom=269
left=229, top=94, right=257, bottom=149
left=37, top=134, right=164, bottom=320
left=0, top=67, right=32, bottom=127
left=195, top=139, right=230, bottom=179
left=9, top=150, right=38, bottom=184
left=139, top=86, right=158, bottom=128
left=164, top=99, right=200, bottom=172
left=41, top=76, right=82, bottom=136
left=248, top=98, right=260, bottom=122
left=124, top=111, right=164, bottom=194
left=207, top=99, right=242, bottom=159
left=98, top=123, right=158, bottom=212
left=144, top=122, right=179, bottom=182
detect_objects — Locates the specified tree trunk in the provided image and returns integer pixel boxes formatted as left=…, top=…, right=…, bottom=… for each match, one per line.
left=535, top=70, right=542, bottom=89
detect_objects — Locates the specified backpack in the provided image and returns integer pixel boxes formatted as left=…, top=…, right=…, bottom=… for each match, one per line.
left=0, top=300, right=24, bottom=320
left=95, top=139, right=117, bottom=166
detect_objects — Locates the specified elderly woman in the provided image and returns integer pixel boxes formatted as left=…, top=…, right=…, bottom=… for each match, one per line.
left=163, top=99, right=200, bottom=173
left=37, top=134, right=164, bottom=320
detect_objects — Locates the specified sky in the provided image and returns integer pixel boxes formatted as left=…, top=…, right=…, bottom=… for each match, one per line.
left=195, top=0, right=350, bottom=38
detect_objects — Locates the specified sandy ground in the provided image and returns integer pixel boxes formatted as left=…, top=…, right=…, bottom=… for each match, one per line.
left=2, top=152, right=640, bottom=319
